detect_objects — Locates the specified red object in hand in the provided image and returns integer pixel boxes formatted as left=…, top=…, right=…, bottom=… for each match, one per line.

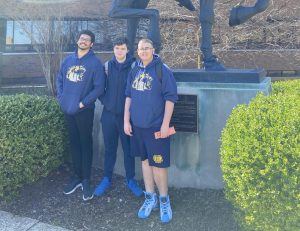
left=154, top=126, right=176, bottom=139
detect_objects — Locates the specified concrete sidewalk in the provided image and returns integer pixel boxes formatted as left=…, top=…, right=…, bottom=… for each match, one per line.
left=0, top=211, right=71, bottom=231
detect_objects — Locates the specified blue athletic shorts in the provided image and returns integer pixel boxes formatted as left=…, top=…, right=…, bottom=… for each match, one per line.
left=130, top=126, right=170, bottom=168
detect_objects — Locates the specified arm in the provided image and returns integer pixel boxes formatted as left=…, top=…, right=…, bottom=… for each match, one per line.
left=160, top=65, right=178, bottom=138
left=81, top=62, right=105, bottom=107
left=124, top=97, right=133, bottom=136
left=98, top=66, right=107, bottom=104
left=160, top=100, right=174, bottom=138
left=56, top=65, right=64, bottom=100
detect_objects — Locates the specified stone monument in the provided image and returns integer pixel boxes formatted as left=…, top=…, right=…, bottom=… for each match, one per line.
left=93, top=0, right=272, bottom=189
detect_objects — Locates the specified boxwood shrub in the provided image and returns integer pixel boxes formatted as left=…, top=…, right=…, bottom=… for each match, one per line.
left=272, top=79, right=300, bottom=95
left=0, top=94, right=67, bottom=199
left=220, top=80, right=300, bottom=230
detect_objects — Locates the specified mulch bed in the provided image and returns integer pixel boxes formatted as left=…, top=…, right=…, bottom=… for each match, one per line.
left=0, top=164, right=240, bottom=231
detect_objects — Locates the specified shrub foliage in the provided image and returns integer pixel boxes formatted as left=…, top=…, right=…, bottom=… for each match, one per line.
left=220, top=80, right=300, bottom=230
left=0, top=94, right=67, bottom=199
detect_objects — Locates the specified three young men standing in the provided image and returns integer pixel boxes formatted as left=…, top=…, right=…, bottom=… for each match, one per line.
left=57, top=31, right=177, bottom=223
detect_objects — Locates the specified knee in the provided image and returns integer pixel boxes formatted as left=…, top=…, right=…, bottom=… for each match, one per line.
left=108, top=10, right=115, bottom=18
left=108, top=8, right=120, bottom=18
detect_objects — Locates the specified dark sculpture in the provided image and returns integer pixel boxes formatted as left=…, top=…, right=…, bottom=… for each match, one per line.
left=108, top=0, right=195, bottom=55
left=109, top=0, right=270, bottom=71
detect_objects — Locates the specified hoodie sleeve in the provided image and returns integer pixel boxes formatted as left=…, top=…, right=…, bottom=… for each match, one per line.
left=125, top=70, right=133, bottom=98
left=81, top=60, right=105, bottom=106
left=98, top=65, right=107, bottom=104
left=56, top=59, right=66, bottom=101
left=162, top=64, right=178, bottom=103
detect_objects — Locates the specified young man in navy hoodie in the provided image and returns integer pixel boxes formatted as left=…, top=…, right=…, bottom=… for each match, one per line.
left=124, top=38, right=178, bottom=223
left=94, top=37, right=143, bottom=197
left=56, top=30, right=105, bottom=201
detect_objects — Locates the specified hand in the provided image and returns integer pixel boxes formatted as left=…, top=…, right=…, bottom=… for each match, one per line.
left=79, top=102, right=85, bottom=108
left=160, top=123, right=169, bottom=138
left=124, top=121, right=133, bottom=136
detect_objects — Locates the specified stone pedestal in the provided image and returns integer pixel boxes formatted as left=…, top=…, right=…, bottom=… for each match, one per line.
left=93, top=69, right=271, bottom=189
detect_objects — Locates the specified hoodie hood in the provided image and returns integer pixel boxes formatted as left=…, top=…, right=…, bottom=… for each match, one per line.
left=112, top=53, right=135, bottom=71
left=74, top=48, right=95, bottom=60
left=137, top=54, right=161, bottom=70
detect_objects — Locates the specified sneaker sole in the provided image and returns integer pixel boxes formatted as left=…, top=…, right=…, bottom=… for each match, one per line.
left=161, top=218, right=172, bottom=223
left=161, top=212, right=173, bottom=223
left=83, top=194, right=94, bottom=201
left=138, top=205, right=158, bottom=219
left=63, top=183, right=82, bottom=195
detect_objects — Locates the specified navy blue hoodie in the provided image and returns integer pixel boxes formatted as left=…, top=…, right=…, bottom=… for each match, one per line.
left=101, top=54, right=135, bottom=114
left=125, top=55, right=178, bottom=128
left=56, top=49, right=105, bottom=115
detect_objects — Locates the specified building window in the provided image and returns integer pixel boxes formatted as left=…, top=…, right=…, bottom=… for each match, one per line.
left=5, top=19, right=114, bottom=52
left=13, top=21, right=32, bottom=44
left=6, top=20, right=34, bottom=52
left=6, top=21, right=14, bottom=44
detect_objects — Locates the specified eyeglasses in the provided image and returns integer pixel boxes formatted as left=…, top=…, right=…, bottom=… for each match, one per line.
left=79, top=37, right=91, bottom=42
left=138, top=47, right=153, bottom=52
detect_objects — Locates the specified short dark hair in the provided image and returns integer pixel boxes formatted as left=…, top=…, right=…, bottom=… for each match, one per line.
left=112, top=37, right=129, bottom=48
left=78, top=30, right=95, bottom=43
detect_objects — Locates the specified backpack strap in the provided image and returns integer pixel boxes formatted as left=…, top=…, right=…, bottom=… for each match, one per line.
left=155, top=61, right=163, bottom=82
left=104, top=61, right=109, bottom=76
left=104, top=61, right=112, bottom=92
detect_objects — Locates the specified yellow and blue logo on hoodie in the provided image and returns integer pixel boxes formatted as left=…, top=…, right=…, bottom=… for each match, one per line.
left=66, top=65, right=86, bottom=82
left=132, top=72, right=153, bottom=91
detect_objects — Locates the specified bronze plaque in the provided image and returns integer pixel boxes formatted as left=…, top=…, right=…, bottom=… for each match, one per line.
left=171, top=94, right=198, bottom=133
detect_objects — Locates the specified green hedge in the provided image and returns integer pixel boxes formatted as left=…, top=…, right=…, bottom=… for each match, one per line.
left=220, top=81, right=300, bottom=230
left=272, top=79, right=300, bottom=95
left=0, top=94, right=67, bottom=199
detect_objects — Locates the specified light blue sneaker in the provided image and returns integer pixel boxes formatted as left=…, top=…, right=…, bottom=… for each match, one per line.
left=127, top=179, right=143, bottom=197
left=138, top=192, right=158, bottom=219
left=94, top=177, right=111, bottom=196
left=160, top=195, right=172, bottom=223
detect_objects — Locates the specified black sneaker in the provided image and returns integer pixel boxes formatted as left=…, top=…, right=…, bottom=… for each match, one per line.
left=82, top=179, right=94, bottom=201
left=63, top=176, right=82, bottom=195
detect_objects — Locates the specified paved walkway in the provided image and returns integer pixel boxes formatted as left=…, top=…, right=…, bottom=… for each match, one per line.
left=0, top=211, right=71, bottom=231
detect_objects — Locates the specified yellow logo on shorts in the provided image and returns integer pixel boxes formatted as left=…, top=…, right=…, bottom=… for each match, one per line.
left=153, top=154, right=163, bottom=164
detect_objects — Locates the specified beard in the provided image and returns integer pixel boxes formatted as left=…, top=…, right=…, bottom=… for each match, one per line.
left=78, top=46, right=89, bottom=51
left=77, top=43, right=91, bottom=51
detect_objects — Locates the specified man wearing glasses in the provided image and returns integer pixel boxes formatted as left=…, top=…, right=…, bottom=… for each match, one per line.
left=56, top=30, right=105, bottom=201
left=124, top=38, right=178, bottom=223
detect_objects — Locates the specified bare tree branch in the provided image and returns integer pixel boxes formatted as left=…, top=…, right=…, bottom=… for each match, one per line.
left=3, top=3, right=72, bottom=95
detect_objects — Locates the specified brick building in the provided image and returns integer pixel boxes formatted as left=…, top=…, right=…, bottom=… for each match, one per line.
left=0, top=0, right=299, bottom=86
